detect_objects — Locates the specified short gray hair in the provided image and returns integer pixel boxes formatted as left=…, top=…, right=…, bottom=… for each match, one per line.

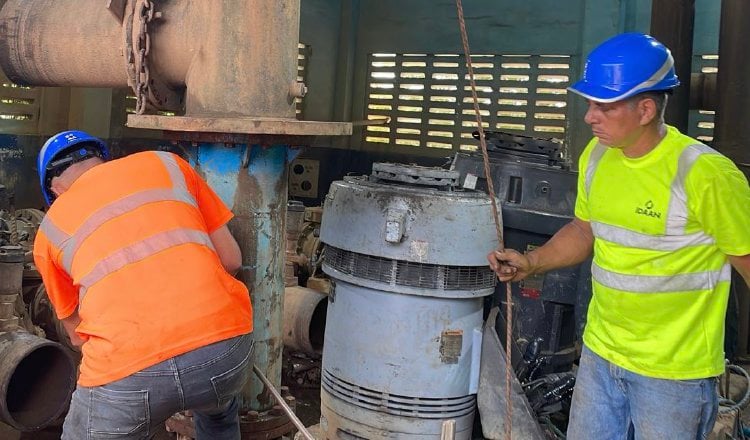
left=628, top=92, right=669, bottom=123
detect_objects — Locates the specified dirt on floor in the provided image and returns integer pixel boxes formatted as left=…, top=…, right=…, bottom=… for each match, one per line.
left=2, top=358, right=750, bottom=439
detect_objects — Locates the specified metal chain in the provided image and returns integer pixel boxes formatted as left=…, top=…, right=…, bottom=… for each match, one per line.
left=135, top=0, right=154, bottom=114
left=454, top=1, right=513, bottom=438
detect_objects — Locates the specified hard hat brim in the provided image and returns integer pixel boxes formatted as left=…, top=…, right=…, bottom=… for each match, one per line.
left=568, top=80, right=634, bottom=103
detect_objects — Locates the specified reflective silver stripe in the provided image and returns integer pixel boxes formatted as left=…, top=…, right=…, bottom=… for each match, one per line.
left=155, top=151, right=197, bottom=206
left=592, top=262, right=731, bottom=293
left=39, top=217, right=71, bottom=249
left=61, top=152, right=197, bottom=273
left=665, top=144, right=719, bottom=235
left=584, top=143, right=607, bottom=196
left=585, top=142, right=719, bottom=252
left=78, top=228, right=215, bottom=301
left=591, top=221, right=715, bottom=251
left=61, top=188, right=187, bottom=272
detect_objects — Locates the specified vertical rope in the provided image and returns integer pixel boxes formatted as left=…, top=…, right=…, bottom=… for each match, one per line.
left=454, top=1, right=513, bottom=438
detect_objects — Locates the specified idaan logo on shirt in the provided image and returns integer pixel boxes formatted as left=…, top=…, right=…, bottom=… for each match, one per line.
left=635, top=200, right=662, bottom=219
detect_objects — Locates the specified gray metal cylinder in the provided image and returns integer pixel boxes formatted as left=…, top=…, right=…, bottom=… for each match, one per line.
left=319, top=163, right=499, bottom=439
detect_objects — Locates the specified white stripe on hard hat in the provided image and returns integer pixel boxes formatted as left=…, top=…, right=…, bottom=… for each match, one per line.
left=569, top=52, right=674, bottom=103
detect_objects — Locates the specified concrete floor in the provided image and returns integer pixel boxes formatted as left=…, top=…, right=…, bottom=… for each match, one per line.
left=0, top=423, right=175, bottom=440
left=3, top=362, right=750, bottom=439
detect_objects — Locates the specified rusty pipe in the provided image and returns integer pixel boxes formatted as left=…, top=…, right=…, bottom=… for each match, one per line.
left=0, top=246, right=76, bottom=432
left=0, top=331, right=77, bottom=432
left=283, top=286, right=327, bottom=354
left=0, top=0, right=301, bottom=118
left=184, top=0, right=300, bottom=117
left=0, top=0, right=198, bottom=88
left=0, top=0, right=130, bottom=87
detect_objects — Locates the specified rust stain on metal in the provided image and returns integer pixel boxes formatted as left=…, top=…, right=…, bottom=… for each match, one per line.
left=230, top=169, right=261, bottom=287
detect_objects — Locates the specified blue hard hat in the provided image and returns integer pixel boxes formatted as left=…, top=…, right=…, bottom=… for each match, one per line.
left=569, top=33, right=680, bottom=103
left=37, top=130, right=109, bottom=205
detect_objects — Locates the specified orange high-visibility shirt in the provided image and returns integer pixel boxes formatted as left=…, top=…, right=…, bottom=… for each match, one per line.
left=33, top=151, right=252, bottom=387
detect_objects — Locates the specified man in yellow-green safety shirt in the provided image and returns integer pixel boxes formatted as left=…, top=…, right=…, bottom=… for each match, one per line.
left=488, top=32, right=750, bottom=439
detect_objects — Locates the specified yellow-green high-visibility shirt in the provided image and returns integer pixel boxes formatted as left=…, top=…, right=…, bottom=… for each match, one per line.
left=575, top=125, right=750, bottom=379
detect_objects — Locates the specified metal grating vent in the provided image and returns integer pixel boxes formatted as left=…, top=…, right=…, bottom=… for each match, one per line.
left=322, top=369, right=476, bottom=418
left=324, top=245, right=496, bottom=290
left=690, top=54, right=717, bottom=143
left=364, top=53, right=572, bottom=151
left=0, top=72, right=40, bottom=134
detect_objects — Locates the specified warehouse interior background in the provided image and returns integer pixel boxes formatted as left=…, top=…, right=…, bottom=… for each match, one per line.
left=1, top=0, right=749, bottom=439
left=0, top=0, right=729, bottom=208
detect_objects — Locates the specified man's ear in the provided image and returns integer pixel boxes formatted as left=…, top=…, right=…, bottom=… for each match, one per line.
left=49, top=176, right=66, bottom=197
left=638, top=97, right=658, bottom=126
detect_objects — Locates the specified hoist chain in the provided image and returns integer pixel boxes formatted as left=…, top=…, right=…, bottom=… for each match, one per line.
left=134, top=0, right=154, bottom=114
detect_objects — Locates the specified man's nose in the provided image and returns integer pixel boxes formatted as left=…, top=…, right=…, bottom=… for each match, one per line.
left=584, top=106, right=596, bottom=125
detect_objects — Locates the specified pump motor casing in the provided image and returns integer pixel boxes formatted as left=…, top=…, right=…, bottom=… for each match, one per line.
left=319, top=163, right=499, bottom=439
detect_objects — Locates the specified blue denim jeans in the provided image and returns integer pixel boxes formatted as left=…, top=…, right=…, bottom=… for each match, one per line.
left=62, top=333, right=253, bottom=440
left=567, top=345, right=718, bottom=440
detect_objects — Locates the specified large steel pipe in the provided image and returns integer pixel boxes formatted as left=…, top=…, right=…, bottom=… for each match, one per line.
left=0, top=0, right=130, bottom=87
left=0, top=0, right=300, bottom=118
left=0, top=244, right=77, bottom=432
left=191, top=143, right=289, bottom=411
left=0, top=0, right=199, bottom=88
left=283, top=286, right=327, bottom=354
left=0, top=331, right=77, bottom=432
left=184, top=0, right=300, bottom=117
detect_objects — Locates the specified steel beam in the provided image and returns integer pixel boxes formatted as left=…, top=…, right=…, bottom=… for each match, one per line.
left=714, top=0, right=750, bottom=169
left=650, top=0, right=695, bottom=133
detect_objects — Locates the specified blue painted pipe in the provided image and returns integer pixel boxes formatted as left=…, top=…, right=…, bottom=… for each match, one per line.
left=190, top=143, right=289, bottom=411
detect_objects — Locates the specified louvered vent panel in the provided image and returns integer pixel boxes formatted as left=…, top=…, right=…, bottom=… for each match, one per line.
left=324, top=245, right=496, bottom=291
left=365, top=53, right=572, bottom=151
left=0, top=73, right=40, bottom=134
left=690, top=54, right=718, bottom=143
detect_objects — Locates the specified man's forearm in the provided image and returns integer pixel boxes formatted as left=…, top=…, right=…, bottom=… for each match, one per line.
left=729, top=254, right=750, bottom=289
left=61, top=311, right=85, bottom=347
left=527, top=218, right=594, bottom=276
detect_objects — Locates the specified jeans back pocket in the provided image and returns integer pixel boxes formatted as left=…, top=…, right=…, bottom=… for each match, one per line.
left=210, top=344, right=252, bottom=406
left=89, top=388, right=150, bottom=438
